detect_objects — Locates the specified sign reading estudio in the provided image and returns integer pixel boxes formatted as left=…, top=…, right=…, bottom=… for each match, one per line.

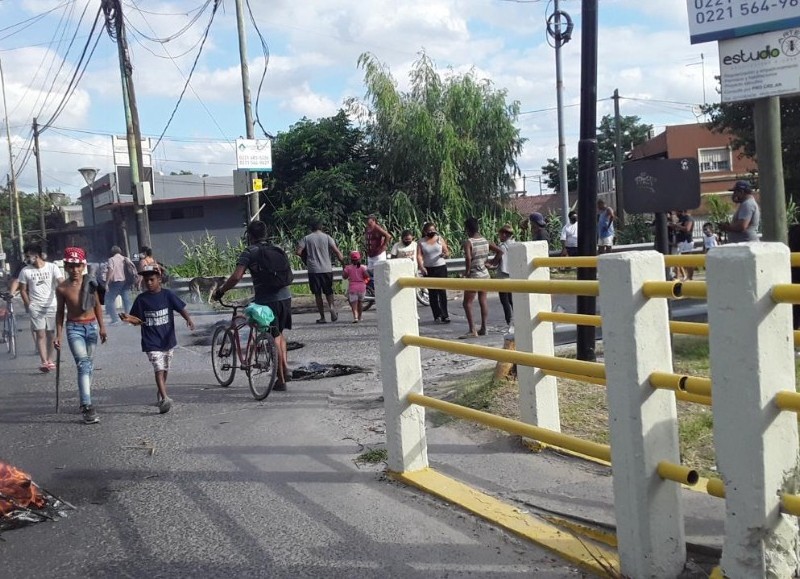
left=719, top=28, right=800, bottom=102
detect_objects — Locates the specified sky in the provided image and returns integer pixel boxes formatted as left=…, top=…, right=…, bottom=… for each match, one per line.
left=0, top=0, right=719, bottom=199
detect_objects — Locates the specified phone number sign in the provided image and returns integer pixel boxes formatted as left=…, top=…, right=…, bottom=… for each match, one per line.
left=235, top=138, right=272, bottom=171
left=687, top=0, right=800, bottom=44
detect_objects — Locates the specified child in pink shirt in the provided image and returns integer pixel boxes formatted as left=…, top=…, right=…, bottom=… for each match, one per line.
left=342, top=251, right=369, bottom=323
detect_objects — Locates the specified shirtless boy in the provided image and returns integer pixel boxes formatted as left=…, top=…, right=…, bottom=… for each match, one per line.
left=54, top=247, right=107, bottom=424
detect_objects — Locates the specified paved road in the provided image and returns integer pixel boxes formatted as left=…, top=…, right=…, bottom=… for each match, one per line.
left=1, top=299, right=588, bottom=578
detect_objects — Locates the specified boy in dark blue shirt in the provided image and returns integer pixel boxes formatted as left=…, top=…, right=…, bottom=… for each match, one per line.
left=120, top=265, right=195, bottom=413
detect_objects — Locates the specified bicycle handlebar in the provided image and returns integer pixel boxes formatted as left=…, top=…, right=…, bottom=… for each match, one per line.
left=216, top=295, right=251, bottom=309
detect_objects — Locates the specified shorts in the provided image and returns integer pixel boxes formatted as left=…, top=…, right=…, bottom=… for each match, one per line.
left=348, top=291, right=365, bottom=304
left=147, top=350, right=174, bottom=372
left=565, top=246, right=578, bottom=256
left=677, top=241, right=695, bottom=254
left=598, top=236, right=614, bottom=247
left=30, top=309, right=56, bottom=332
left=367, top=253, right=387, bottom=272
left=261, top=298, right=292, bottom=334
left=308, top=272, right=334, bottom=296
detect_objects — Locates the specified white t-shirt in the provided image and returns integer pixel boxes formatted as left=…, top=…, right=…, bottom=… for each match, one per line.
left=18, top=262, right=62, bottom=312
left=390, top=240, right=417, bottom=261
left=560, top=222, right=578, bottom=248
left=703, top=233, right=719, bottom=250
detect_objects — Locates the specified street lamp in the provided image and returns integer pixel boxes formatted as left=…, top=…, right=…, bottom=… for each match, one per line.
left=78, top=167, right=99, bottom=258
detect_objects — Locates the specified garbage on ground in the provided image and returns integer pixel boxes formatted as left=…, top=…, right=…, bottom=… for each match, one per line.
left=291, top=362, right=367, bottom=381
left=0, top=460, right=73, bottom=532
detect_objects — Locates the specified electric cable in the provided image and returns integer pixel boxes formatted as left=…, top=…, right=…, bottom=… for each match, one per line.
left=123, top=0, right=212, bottom=44
left=0, top=0, right=74, bottom=40
left=244, top=0, right=274, bottom=139
left=122, top=0, right=206, bottom=17
left=39, top=6, right=103, bottom=132
left=151, top=0, right=221, bottom=151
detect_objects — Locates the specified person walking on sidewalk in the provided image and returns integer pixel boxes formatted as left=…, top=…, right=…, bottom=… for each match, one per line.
left=560, top=211, right=578, bottom=256
left=461, top=216, right=503, bottom=339
left=418, top=222, right=451, bottom=323
left=296, top=220, right=344, bottom=323
left=105, top=246, right=135, bottom=323
left=597, top=200, right=615, bottom=254
left=120, top=265, right=195, bottom=414
left=18, top=244, right=64, bottom=372
left=54, top=247, right=107, bottom=424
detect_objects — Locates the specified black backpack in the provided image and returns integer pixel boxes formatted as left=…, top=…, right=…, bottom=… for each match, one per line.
left=249, top=242, right=294, bottom=292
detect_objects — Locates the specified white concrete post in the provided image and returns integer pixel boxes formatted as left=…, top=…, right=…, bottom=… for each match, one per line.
left=598, top=251, right=686, bottom=578
left=375, top=258, right=428, bottom=473
left=706, top=243, right=799, bottom=578
left=509, top=241, right=560, bottom=431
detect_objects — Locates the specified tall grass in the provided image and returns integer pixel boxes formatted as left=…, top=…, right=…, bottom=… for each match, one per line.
left=171, top=208, right=531, bottom=275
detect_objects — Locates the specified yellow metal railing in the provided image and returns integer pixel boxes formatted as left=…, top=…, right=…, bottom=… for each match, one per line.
left=401, top=334, right=606, bottom=378
left=397, top=276, right=599, bottom=296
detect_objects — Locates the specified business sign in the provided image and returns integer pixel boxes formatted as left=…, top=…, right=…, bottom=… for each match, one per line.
left=112, top=136, right=152, bottom=168
left=235, top=138, right=272, bottom=171
left=623, top=158, right=701, bottom=214
left=719, top=27, right=800, bottom=101
left=687, top=0, right=800, bottom=44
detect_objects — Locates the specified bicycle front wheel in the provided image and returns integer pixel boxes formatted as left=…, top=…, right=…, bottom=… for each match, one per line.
left=211, top=326, right=236, bottom=386
left=247, top=332, right=277, bottom=400
left=7, top=317, right=16, bottom=358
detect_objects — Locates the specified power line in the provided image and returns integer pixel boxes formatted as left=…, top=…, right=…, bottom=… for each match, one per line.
left=126, top=0, right=233, bottom=149
left=0, top=0, right=75, bottom=39
left=122, top=0, right=213, bottom=44
left=150, top=0, right=221, bottom=151
left=245, top=0, right=273, bottom=139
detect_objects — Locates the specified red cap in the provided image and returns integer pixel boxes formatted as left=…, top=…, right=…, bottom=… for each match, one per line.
left=350, top=250, right=361, bottom=261
left=63, top=247, right=86, bottom=264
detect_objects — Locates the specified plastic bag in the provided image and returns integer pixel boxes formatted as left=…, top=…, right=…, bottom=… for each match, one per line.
left=244, top=303, right=275, bottom=330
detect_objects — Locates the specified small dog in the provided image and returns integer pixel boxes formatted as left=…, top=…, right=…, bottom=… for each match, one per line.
left=188, top=276, right=226, bottom=304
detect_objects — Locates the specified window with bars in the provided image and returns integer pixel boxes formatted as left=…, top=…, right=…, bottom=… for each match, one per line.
left=698, top=147, right=731, bottom=173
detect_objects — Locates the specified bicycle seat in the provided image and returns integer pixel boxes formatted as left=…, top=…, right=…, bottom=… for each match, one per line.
left=0, top=293, right=12, bottom=302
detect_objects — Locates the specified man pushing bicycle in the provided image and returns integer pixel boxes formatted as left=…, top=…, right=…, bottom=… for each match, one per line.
left=213, top=221, right=294, bottom=390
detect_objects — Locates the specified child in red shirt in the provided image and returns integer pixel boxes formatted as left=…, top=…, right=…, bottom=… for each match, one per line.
left=342, top=251, right=369, bottom=323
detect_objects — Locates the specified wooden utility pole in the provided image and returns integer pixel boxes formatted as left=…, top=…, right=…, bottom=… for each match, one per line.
left=33, top=117, right=46, bottom=243
left=613, top=89, right=625, bottom=225
left=234, top=0, right=259, bottom=221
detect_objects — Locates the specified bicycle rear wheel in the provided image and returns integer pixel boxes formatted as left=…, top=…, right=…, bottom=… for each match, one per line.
left=247, top=332, right=277, bottom=400
left=211, top=326, right=236, bottom=386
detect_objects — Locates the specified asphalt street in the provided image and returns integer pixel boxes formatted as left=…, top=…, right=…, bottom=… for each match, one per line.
left=1, top=291, right=717, bottom=578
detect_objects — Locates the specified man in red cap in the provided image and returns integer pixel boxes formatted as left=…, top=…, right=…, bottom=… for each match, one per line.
left=54, top=247, right=107, bottom=424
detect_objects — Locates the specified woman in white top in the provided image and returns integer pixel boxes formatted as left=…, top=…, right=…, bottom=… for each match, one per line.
left=417, top=222, right=451, bottom=323
left=495, top=223, right=514, bottom=330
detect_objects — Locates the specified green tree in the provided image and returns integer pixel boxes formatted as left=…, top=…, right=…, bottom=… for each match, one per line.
left=352, top=52, right=525, bottom=223
left=266, top=110, right=379, bottom=236
left=596, top=114, right=652, bottom=168
left=541, top=157, right=579, bottom=194
left=702, top=97, right=800, bottom=202
left=541, top=115, right=652, bottom=193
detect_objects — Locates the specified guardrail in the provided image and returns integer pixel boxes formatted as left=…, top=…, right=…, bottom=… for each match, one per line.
left=166, top=240, right=685, bottom=298
left=376, top=243, right=800, bottom=578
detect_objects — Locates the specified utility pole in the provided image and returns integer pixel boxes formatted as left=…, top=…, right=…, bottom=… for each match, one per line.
left=754, top=96, right=787, bottom=243
left=612, top=89, right=625, bottom=225
left=104, top=0, right=151, bottom=252
left=548, top=1, right=573, bottom=223
left=1, top=58, right=23, bottom=262
left=33, top=117, right=47, bottom=244
left=576, top=0, right=599, bottom=362
left=234, top=0, right=260, bottom=221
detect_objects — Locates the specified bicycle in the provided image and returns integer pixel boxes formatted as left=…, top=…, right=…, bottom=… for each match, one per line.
left=210, top=297, right=277, bottom=400
left=0, top=292, right=17, bottom=359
